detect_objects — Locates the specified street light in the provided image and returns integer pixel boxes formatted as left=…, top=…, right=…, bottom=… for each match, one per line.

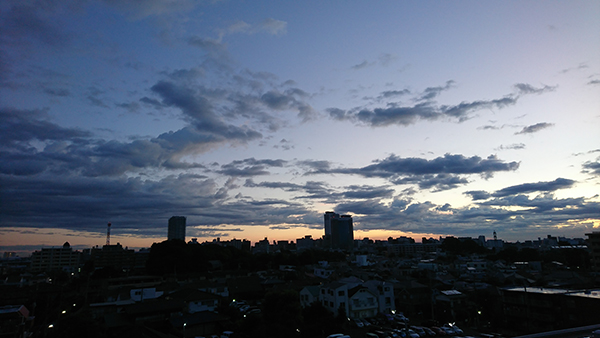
left=183, top=322, right=186, bottom=338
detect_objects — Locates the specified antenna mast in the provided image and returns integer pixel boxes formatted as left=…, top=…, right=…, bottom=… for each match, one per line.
left=106, top=222, right=111, bottom=246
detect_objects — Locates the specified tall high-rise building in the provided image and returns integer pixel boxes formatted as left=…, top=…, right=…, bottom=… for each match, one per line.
left=324, top=211, right=338, bottom=237
left=168, top=216, right=186, bottom=241
left=324, top=212, right=354, bottom=250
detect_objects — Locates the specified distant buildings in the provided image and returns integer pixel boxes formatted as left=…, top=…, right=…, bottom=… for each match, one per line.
left=324, top=211, right=354, bottom=250
left=30, top=242, right=80, bottom=273
left=585, top=231, right=600, bottom=271
left=168, top=216, right=186, bottom=241
left=300, top=278, right=395, bottom=319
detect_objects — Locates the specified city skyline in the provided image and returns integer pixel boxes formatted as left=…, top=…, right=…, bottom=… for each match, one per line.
left=1, top=1, right=600, bottom=255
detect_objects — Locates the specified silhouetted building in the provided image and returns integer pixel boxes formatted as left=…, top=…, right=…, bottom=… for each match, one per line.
left=30, top=242, right=80, bottom=273
left=324, top=211, right=337, bottom=237
left=89, top=243, right=135, bottom=270
left=501, top=287, right=600, bottom=333
left=296, top=235, right=314, bottom=251
left=586, top=231, right=600, bottom=271
left=168, top=216, right=186, bottom=241
left=325, top=212, right=354, bottom=250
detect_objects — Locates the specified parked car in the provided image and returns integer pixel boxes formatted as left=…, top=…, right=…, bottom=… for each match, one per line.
left=405, top=329, right=420, bottom=338
left=440, top=327, right=455, bottom=335
left=422, top=327, right=436, bottom=336
left=411, top=326, right=426, bottom=337
left=351, top=318, right=364, bottom=328
left=442, top=324, right=463, bottom=335
left=429, top=327, right=446, bottom=336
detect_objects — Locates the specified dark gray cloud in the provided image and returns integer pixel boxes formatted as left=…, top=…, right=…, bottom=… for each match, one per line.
left=342, top=185, right=395, bottom=199
left=328, top=83, right=554, bottom=127
left=464, top=178, right=576, bottom=201
left=0, top=4, right=71, bottom=47
left=44, top=88, right=70, bottom=97
left=351, top=53, right=397, bottom=70
left=492, top=178, right=575, bottom=197
left=515, top=122, right=554, bottom=135
left=588, top=79, right=600, bottom=86
left=513, top=83, right=556, bottom=95
left=582, top=158, right=600, bottom=176
left=0, top=172, right=316, bottom=238
left=306, top=153, right=518, bottom=191
left=217, top=158, right=286, bottom=177
left=496, top=143, right=526, bottom=151
left=464, top=190, right=492, bottom=201
left=319, top=153, right=518, bottom=177
left=0, top=104, right=264, bottom=177
left=102, top=0, right=197, bottom=19
left=330, top=191, right=599, bottom=239
left=0, top=107, right=91, bottom=147
left=480, top=194, right=586, bottom=212
left=392, top=174, right=470, bottom=191
left=417, top=80, right=454, bottom=101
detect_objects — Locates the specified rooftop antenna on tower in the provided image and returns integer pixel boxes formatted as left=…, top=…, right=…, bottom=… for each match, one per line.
left=493, top=230, right=497, bottom=241
left=106, top=222, right=111, bottom=246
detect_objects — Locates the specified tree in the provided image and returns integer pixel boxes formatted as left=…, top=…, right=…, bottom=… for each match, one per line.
left=263, top=289, right=302, bottom=338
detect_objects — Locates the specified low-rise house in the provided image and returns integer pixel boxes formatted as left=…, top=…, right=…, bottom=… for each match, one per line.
left=347, top=286, right=378, bottom=318
left=299, top=285, right=320, bottom=308
left=167, top=288, right=221, bottom=313
left=364, top=280, right=395, bottom=314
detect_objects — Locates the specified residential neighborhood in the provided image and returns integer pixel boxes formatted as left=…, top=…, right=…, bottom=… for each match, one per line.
left=2, top=229, right=600, bottom=338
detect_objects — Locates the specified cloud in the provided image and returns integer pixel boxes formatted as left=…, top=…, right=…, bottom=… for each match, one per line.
left=187, top=36, right=228, bottom=56
left=0, top=107, right=91, bottom=147
left=0, top=104, right=264, bottom=177
left=342, top=185, right=395, bottom=199
left=513, top=83, right=556, bottom=95
left=0, top=172, right=317, bottom=237
left=328, top=191, right=600, bottom=239
left=417, top=80, right=454, bottom=101
left=221, top=18, right=287, bottom=37
left=496, top=143, right=526, bottom=151
left=351, top=60, right=370, bottom=70
left=44, top=88, right=70, bottom=97
left=379, top=89, right=411, bottom=99
left=515, top=122, right=555, bottom=135
left=217, top=158, right=286, bottom=177
left=308, top=153, right=519, bottom=191
left=464, top=190, right=492, bottom=201
left=328, top=83, right=555, bottom=127
left=101, top=0, right=197, bottom=19
left=491, top=178, right=576, bottom=197
left=0, top=4, right=71, bottom=47
left=351, top=53, right=398, bottom=70
left=273, top=138, right=294, bottom=150
left=392, top=174, right=470, bottom=191
left=588, top=79, right=600, bottom=86
left=257, top=18, right=287, bottom=36
left=582, top=158, right=600, bottom=176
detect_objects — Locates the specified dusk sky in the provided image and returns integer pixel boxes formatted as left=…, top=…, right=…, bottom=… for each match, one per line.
left=1, top=0, right=600, bottom=255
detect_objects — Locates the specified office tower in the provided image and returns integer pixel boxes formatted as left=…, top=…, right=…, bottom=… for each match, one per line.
left=168, top=216, right=186, bottom=241
left=324, top=211, right=338, bottom=237
left=324, top=212, right=354, bottom=250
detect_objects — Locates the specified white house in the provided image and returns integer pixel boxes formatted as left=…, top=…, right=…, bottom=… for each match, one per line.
left=364, top=280, right=395, bottom=314
left=347, top=286, right=379, bottom=318
left=299, top=285, right=320, bottom=308
left=320, top=282, right=349, bottom=315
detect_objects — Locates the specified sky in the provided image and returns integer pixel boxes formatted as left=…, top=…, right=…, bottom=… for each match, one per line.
left=1, top=0, right=600, bottom=255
